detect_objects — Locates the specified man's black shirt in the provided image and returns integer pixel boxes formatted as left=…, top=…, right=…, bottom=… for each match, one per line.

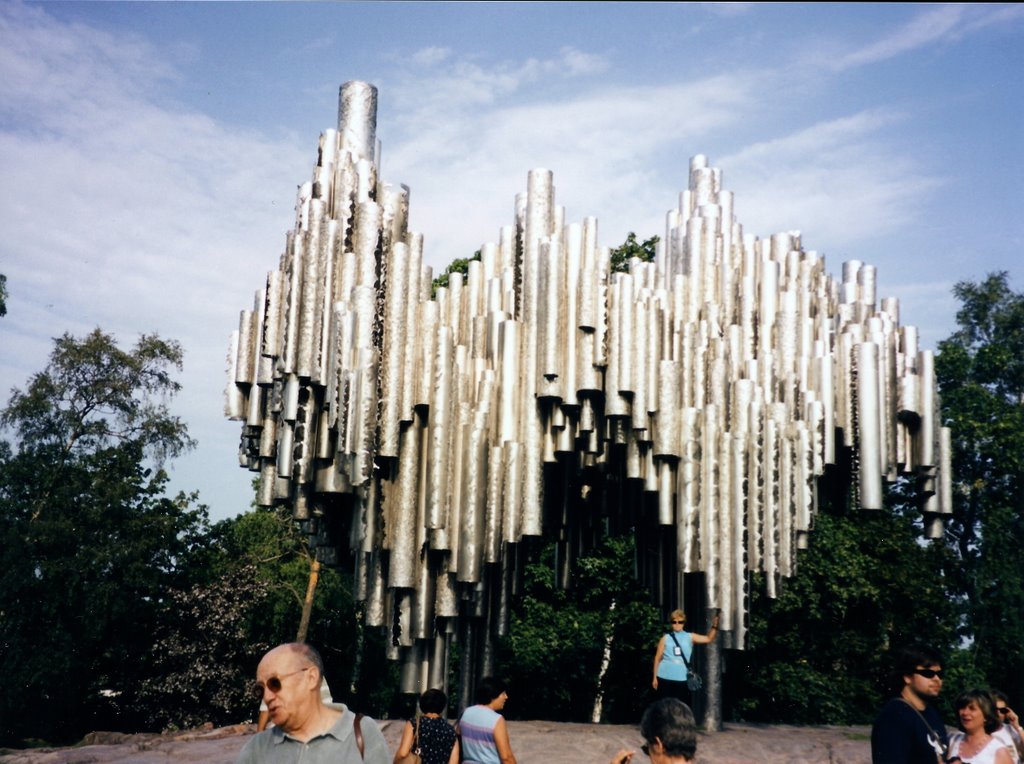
left=871, top=698, right=947, bottom=764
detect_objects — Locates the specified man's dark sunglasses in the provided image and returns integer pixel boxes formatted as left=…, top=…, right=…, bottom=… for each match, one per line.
left=250, top=667, right=309, bottom=701
left=913, top=669, right=944, bottom=679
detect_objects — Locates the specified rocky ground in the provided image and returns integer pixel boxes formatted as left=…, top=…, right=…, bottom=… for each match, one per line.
left=0, top=719, right=872, bottom=764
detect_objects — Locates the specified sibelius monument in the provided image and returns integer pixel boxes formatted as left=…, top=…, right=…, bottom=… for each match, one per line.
left=225, top=81, right=951, bottom=722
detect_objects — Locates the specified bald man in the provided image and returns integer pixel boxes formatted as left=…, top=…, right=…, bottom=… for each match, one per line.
left=236, top=642, right=388, bottom=764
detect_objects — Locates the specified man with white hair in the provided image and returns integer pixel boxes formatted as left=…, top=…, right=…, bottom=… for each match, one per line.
left=609, top=698, right=698, bottom=763
left=236, top=642, right=388, bottom=763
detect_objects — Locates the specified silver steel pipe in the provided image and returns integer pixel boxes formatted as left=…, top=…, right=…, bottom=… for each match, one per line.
left=338, top=81, right=378, bottom=162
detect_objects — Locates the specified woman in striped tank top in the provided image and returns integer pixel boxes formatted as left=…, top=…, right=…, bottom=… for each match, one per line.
left=457, top=677, right=517, bottom=764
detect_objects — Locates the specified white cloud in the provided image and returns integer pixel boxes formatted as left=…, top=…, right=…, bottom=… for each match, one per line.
left=375, top=45, right=940, bottom=297
left=379, top=54, right=764, bottom=267
left=0, top=1, right=309, bottom=517
left=830, top=4, right=1024, bottom=71
left=836, top=5, right=965, bottom=69
left=387, top=44, right=615, bottom=128
left=702, top=3, right=756, bottom=19
left=0, top=2, right=178, bottom=128
left=411, top=46, right=451, bottom=66
left=961, top=4, right=1024, bottom=34
left=555, top=46, right=610, bottom=76
left=717, top=110, right=945, bottom=250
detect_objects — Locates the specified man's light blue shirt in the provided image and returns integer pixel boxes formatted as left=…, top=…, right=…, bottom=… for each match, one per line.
left=236, top=705, right=389, bottom=764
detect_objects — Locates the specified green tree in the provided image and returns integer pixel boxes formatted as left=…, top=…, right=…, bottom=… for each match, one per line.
left=202, top=506, right=365, bottom=713
left=730, top=505, right=961, bottom=724
left=0, top=330, right=208, bottom=745
left=609, top=232, right=658, bottom=273
left=935, top=271, right=1024, bottom=700
left=432, top=250, right=481, bottom=295
left=2, top=330, right=194, bottom=482
left=0, top=273, right=7, bottom=316
left=497, top=535, right=662, bottom=723
left=137, top=564, right=270, bottom=730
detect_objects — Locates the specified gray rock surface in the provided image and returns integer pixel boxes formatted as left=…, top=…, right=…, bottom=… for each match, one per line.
left=0, top=719, right=872, bottom=764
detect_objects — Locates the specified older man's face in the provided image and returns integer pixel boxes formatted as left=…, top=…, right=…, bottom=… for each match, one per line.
left=255, top=647, right=316, bottom=732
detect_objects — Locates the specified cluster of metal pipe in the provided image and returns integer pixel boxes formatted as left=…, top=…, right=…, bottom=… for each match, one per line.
left=226, top=81, right=950, bottom=697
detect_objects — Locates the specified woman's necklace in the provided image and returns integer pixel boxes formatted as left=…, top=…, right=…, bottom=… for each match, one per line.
left=959, top=732, right=991, bottom=760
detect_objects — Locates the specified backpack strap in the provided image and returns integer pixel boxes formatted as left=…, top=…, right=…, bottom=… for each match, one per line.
left=353, top=712, right=365, bottom=759
left=899, top=699, right=946, bottom=761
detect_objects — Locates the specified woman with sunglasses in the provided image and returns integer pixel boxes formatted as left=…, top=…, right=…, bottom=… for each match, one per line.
left=946, top=689, right=1013, bottom=764
left=991, top=690, right=1024, bottom=763
left=651, top=609, right=719, bottom=705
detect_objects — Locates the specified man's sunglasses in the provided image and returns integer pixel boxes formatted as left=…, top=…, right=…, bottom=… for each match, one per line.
left=250, top=667, right=309, bottom=701
left=913, top=669, right=944, bottom=679
left=671, top=620, right=685, bottom=624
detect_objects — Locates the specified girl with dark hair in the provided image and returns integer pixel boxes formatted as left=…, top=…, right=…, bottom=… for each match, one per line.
left=947, top=689, right=1013, bottom=764
left=393, top=689, right=459, bottom=764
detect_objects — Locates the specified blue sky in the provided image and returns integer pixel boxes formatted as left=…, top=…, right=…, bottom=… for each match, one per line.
left=1, top=2, right=1021, bottom=522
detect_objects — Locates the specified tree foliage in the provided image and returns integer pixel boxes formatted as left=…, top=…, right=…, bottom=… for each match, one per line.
left=730, top=504, right=962, bottom=724
left=0, top=323, right=367, bottom=743
left=935, top=271, right=1024, bottom=699
left=200, top=505, right=364, bottom=716
left=609, top=232, right=658, bottom=273
left=2, top=329, right=194, bottom=472
left=431, top=250, right=481, bottom=295
left=137, top=564, right=270, bottom=731
left=498, top=535, right=662, bottom=723
left=0, top=330, right=207, bottom=745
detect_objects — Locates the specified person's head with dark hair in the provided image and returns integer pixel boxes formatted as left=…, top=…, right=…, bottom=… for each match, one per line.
left=639, top=698, right=697, bottom=762
left=890, top=645, right=944, bottom=708
left=989, top=689, right=1021, bottom=735
left=955, top=688, right=1002, bottom=735
left=893, top=645, right=944, bottom=684
left=420, top=688, right=448, bottom=714
left=475, top=676, right=508, bottom=707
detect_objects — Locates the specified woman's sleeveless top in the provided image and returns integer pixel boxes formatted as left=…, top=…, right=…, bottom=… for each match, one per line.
left=656, top=631, right=693, bottom=681
left=948, top=732, right=1012, bottom=764
left=459, top=704, right=502, bottom=764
